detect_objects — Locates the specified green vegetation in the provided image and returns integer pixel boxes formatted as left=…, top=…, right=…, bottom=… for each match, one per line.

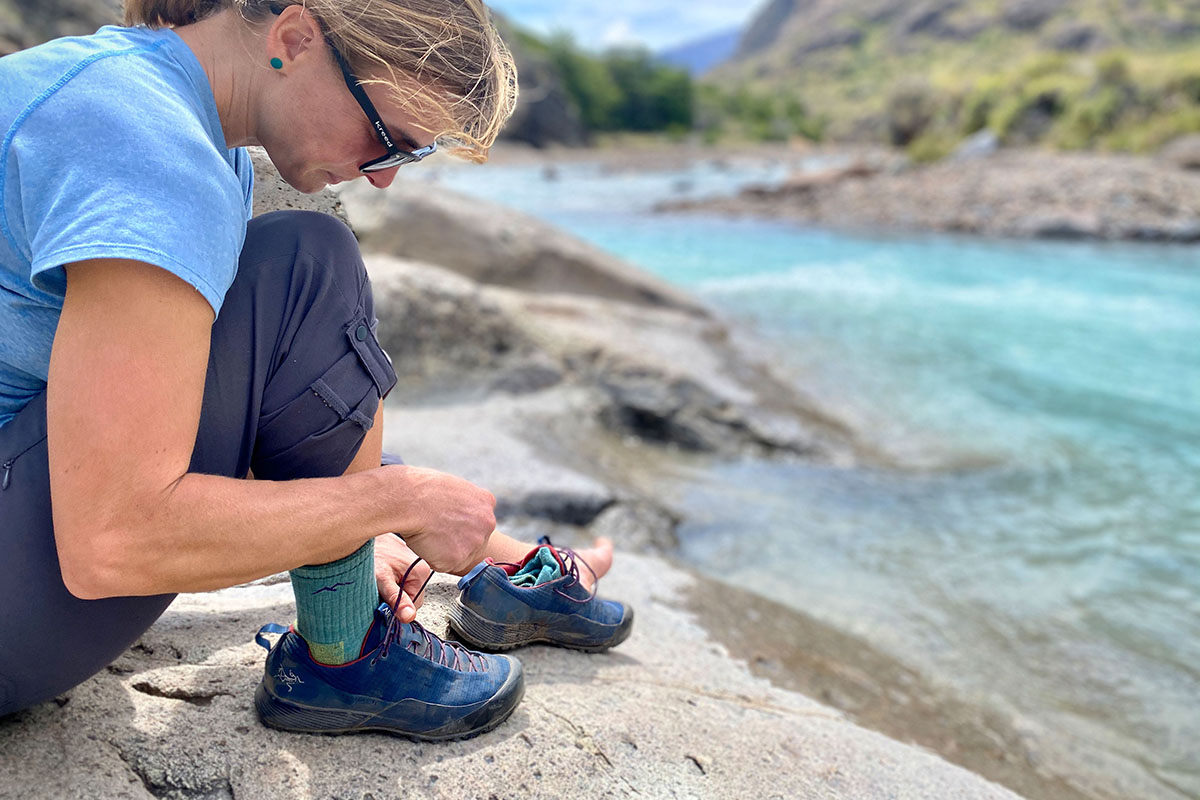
left=706, top=0, right=1200, bottom=158
left=694, top=85, right=825, bottom=143
left=514, top=5, right=1200, bottom=155
left=897, top=48, right=1200, bottom=157
left=514, top=29, right=824, bottom=143
left=517, top=31, right=694, bottom=134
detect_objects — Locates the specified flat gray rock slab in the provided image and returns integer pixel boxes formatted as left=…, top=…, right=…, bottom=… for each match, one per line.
left=380, top=395, right=615, bottom=524
left=0, top=554, right=1022, bottom=800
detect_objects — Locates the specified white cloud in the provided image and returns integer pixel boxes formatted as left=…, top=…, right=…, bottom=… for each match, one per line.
left=489, top=0, right=762, bottom=51
left=600, top=18, right=639, bottom=48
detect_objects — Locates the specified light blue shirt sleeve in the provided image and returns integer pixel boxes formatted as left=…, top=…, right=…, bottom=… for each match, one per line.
left=10, top=55, right=248, bottom=315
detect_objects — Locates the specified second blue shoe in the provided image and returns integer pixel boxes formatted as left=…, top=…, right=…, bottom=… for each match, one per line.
left=448, top=538, right=634, bottom=653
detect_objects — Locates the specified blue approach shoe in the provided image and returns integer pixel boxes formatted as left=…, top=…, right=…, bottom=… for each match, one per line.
left=254, top=602, right=523, bottom=741
left=448, top=538, right=634, bottom=653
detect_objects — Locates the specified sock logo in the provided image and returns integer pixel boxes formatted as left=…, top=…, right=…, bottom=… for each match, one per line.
left=312, top=581, right=355, bottom=595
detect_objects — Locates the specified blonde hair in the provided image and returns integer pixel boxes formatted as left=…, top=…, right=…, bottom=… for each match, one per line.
left=124, top=0, right=518, bottom=162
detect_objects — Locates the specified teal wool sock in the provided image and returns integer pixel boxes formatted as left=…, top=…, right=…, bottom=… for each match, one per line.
left=510, top=547, right=562, bottom=587
left=289, top=539, right=378, bottom=665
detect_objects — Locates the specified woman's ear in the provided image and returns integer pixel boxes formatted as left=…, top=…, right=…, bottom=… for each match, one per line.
left=265, top=3, right=324, bottom=69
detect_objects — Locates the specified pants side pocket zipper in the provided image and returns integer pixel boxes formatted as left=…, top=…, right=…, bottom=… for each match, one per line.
left=2, top=438, right=45, bottom=491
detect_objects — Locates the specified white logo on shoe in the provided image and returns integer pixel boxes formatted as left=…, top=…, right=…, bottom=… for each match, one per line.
left=275, top=667, right=304, bottom=692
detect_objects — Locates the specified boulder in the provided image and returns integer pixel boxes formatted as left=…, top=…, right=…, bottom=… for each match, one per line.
left=490, top=15, right=590, bottom=148
left=1016, top=210, right=1102, bottom=239
left=1000, top=0, right=1064, bottom=32
left=1045, top=21, right=1109, bottom=51
left=497, top=30, right=590, bottom=148
left=952, top=129, right=1001, bottom=161
left=248, top=147, right=349, bottom=223
left=379, top=394, right=615, bottom=526
left=0, top=0, right=121, bottom=55
left=339, top=181, right=711, bottom=317
left=896, top=0, right=961, bottom=37
left=365, top=255, right=543, bottom=391
left=790, top=27, right=865, bottom=63
left=1159, top=134, right=1200, bottom=171
left=365, top=254, right=837, bottom=459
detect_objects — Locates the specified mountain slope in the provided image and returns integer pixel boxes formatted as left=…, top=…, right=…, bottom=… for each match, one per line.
left=710, top=0, right=1200, bottom=150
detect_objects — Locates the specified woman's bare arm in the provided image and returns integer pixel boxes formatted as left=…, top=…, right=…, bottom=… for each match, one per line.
left=47, top=258, right=494, bottom=599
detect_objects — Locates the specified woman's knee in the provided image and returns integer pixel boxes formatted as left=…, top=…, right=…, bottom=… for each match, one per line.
left=231, top=213, right=396, bottom=481
left=194, top=210, right=392, bottom=482
left=236, top=211, right=364, bottom=305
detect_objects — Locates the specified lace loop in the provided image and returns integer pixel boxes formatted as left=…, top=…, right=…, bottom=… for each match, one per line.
left=373, top=557, right=485, bottom=672
left=551, top=545, right=598, bottom=604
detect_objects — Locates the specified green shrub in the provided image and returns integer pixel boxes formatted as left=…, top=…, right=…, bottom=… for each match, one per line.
left=907, top=131, right=957, bottom=163
left=1020, top=52, right=1070, bottom=82
left=1054, top=85, right=1130, bottom=148
left=885, top=78, right=939, bottom=146
left=960, top=83, right=1003, bottom=135
left=1166, top=71, right=1200, bottom=104
left=1111, top=106, right=1200, bottom=152
left=1096, top=51, right=1132, bottom=86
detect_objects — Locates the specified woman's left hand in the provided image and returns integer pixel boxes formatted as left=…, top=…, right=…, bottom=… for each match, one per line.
left=374, top=533, right=433, bottom=623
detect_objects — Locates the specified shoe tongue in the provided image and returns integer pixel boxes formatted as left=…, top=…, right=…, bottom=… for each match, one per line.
left=362, top=602, right=453, bottom=664
left=511, top=545, right=564, bottom=587
left=356, top=603, right=394, bottom=658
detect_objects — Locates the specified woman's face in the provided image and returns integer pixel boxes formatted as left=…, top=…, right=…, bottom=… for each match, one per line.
left=257, top=12, right=437, bottom=194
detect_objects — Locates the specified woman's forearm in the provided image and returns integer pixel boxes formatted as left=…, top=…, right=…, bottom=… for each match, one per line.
left=72, top=466, right=400, bottom=598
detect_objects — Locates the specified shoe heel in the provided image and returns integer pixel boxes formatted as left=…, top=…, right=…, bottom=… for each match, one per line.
left=254, top=683, right=366, bottom=734
left=448, top=600, right=543, bottom=651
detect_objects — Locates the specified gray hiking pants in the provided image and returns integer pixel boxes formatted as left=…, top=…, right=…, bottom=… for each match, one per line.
left=0, top=211, right=399, bottom=715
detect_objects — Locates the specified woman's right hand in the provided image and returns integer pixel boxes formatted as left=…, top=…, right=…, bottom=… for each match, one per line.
left=383, top=465, right=497, bottom=574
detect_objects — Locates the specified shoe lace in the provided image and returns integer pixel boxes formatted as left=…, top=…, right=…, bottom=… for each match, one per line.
left=371, top=557, right=486, bottom=672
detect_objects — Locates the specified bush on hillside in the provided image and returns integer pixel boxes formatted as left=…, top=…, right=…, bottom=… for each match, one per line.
left=696, top=85, right=825, bottom=142
left=885, top=78, right=940, bottom=146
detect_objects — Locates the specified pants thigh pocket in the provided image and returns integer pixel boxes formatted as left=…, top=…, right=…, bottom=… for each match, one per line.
left=253, top=350, right=382, bottom=480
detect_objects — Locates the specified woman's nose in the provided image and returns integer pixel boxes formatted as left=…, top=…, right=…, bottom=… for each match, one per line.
left=366, top=166, right=400, bottom=189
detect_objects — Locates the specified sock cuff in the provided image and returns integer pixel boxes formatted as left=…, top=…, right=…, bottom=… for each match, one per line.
left=289, top=539, right=378, bottom=665
left=291, top=539, right=374, bottom=582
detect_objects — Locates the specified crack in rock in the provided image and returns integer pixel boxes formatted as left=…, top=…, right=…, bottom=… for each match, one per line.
left=537, top=703, right=614, bottom=769
left=129, top=681, right=232, bottom=707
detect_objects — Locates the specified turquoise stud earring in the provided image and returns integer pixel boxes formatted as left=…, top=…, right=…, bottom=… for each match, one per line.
left=270, top=57, right=283, bottom=69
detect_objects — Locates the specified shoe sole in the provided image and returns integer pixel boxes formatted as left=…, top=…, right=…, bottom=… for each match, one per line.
left=447, top=600, right=634, bottom=653
left=254, top=661, right=524, bottom=742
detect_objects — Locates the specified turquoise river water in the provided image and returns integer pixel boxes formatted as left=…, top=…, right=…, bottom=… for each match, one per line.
left=410, top=158, right=1200, bottom=800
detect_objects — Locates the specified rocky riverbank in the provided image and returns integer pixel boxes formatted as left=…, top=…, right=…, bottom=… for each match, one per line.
left=0, top=556, right=1029, bottom=800
left=660, top=144, right=1200, bottom=243
left=0, top=155, right=1030, bottom=800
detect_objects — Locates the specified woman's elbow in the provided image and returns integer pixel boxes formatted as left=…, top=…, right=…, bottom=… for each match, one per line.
left=55, top=526, right=146, bottom=600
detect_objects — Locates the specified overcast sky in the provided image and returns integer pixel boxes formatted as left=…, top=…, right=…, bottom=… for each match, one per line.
left=487, top=0, right=763, bottom=52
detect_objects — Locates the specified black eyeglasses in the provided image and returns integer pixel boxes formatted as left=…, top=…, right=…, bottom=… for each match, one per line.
left=269, top=4, right=436, bottom=173
left=325, top=43, right=436, bottom=173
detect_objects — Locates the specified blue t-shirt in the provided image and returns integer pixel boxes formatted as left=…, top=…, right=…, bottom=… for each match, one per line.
left=0, top=25, right=254, bottom=429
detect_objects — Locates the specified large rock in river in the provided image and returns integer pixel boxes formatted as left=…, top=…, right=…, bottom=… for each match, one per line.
left=339, top=181, right=711, bottom=317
